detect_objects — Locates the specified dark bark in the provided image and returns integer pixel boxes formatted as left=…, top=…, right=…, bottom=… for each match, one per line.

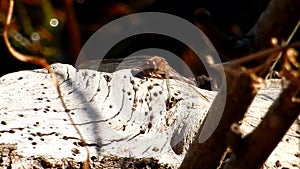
left=194, top=0, right=300, bottom=63
left=179, top=56, right=270, bottom=169
left=248, top=0, right=300, bottom=49
left=223, top=46, right=300, bottom=169
left=179, top=42, right=300, bottom=169
left=224, top=80, right=300, bottom=169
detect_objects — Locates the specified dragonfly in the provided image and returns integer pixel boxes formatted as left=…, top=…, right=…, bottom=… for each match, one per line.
left=139, top=56, right=209, bottom=103
left=78, top=55, right=209, bottom=103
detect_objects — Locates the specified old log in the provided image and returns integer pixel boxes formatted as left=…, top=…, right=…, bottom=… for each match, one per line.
left=0, top=63, right=299, bottom=168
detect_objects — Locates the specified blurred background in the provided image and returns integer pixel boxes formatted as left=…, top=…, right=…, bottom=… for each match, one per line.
left=1, top=0, right=297, bottom=77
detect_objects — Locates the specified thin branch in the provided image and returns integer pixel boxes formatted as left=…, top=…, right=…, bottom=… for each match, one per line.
left=266, top=20, right=300, bottom=79
left=228, top=42, right=300, bottom=67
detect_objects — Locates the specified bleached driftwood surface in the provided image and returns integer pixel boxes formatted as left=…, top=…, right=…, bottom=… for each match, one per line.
left=0, top=63, right=299, bottom=168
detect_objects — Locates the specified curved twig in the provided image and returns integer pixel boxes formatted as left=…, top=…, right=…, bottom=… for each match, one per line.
left=3, top=0, right=90, bottom=168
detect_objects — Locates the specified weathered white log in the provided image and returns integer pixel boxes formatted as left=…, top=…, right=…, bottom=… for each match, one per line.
left=0, top=63, right=214, bottom=168
left=0, top=63, right=299, bottom=168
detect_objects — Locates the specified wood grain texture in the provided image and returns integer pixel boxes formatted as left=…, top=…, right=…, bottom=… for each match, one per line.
left=0, top=64, right=298, bottom=168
